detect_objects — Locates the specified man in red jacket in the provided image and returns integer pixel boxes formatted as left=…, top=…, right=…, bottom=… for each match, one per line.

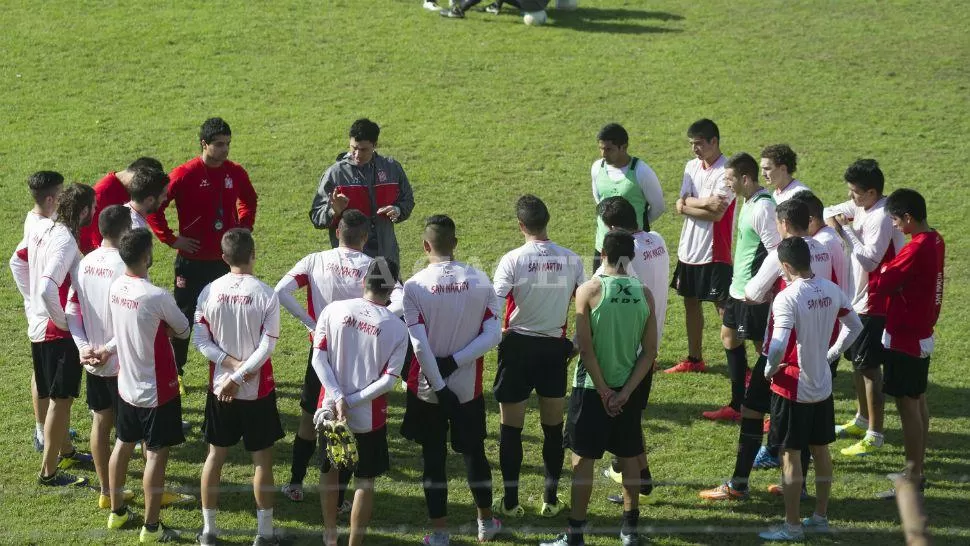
left=147, top=117, right=258, bottom=390
left=79, top=157, right=164, bottom=254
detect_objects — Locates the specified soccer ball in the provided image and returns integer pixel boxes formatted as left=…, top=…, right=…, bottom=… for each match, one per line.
left=523, top=10, right=548, bottom=25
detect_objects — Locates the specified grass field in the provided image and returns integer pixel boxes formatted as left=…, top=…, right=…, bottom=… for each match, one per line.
left=1, top=0, right=969, bottom=544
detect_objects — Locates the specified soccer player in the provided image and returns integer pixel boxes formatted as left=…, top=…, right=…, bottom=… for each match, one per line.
left=791, top=191, right=851, bottom=300
left=106, top=228, right=191, bottom=542
left=124, top=167, right=169, bottom=230
left=400, top=215, right=503, bottom=545
left=23, top=183, right=96, bottom=487
left=667, top=118, right=735, bottom=373
left=312, top=258, right=409, bottom=546
left=760, top=145, right=810, bottom=204
left=872, top=189, right=944, bottom=499
left=589, top=123, right=665, bottom=269
left=822, top=159, right=905, bottom=456
left=704, top=152, right=780, bottom=422
left=65, top=205, right=133, bottom=507
left=757, top=237, right=862, bottom=541
left=542, top=230, right=657, bottom=546
left=310, top=118, right=415, bottom=267
left=276, top=210, right=376, bottom=504
left=79, top=157, right=164, bottom=254
left=491, top=195, right=585, bottom=518
left=147, top=117, right=258, bottom=389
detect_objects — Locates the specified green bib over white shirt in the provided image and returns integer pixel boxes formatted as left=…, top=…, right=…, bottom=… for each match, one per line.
left=594, top=158, right=648, bottom=251
left=729, top=190, right=775, bottom=299
left=574, top=275, right=649, bottom=389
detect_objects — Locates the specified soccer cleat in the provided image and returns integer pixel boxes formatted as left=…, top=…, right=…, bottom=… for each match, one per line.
left=767, top=483, right=810, bottom=500
left=439, top=7, right=465, bottom=18
left=196, top=532, right=219, bottom=545
left=318, top=419, right=358, bottom=472
left=702, top=405, right=741, bottom=422
left=99, top=490, right=135, bottom=509
left=160, top=490, right=195, bottom=507
left=801, top=514, right=830, bottom=532
left=540, top=534, right=583, bottom=546
left=57, top=449, right=94, bottom=470
left=337, top=499, right=353, bottom=516
left=484, top=2, right=501, bottom=13
left=491, top=497, right=524, bottom=517
left=753, top=446, right=781, bottom=469
left=620, top=529, right=640, bottom=546
left=759, top=524, right=805, bottom=541
left=281, top=483, right=303, bottom=502
left=663, top=358, right=706, bottom=374
left=38, top=471, right=88, bottom=487
left=834, top=419, right=866, bottom=439
left=423, top=0, right=441, bottom=10
left=423, top=531, right=450, bottom=545
left=252, top=534, right=286, bottom=546
left=539, top=500, right=566, bottom=518
left=477, top=516, right=501, bottom=542
left=876, top=477, right=925, bottom=500
left=602, top=465, right=623, bottom=485
left=840, top=435, right=883, bottom=457
left=140, top=522, right=179, bottom=543
left=699, top=482, right=749, bottom=501
left=107, top=508, right=134, bottom=530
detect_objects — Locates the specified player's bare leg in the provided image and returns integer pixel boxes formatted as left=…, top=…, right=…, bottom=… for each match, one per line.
left=809, top=444, right=832, bottom=518
left=862, top=367, right=885, bottom=434
left=321, top=469, right=339, bottom=546
left=91, top=408, right=115, bottom=496
left=781, top=449, right=803, bottom=526
left=252, top=448, right=276, bottom=541
left=143, top=447, right=170, bottom=526
left=349, top=478, right=375, bottom=546
left=684, top=297, right=704, bottom=360
left=40, top=397, right=73, bottom=476
left=201, top=445, right=229, bottom=511
left=109, top=440, right=137, bottom=511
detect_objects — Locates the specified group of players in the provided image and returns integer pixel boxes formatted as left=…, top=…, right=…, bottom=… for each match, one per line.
left=10, top=116, right=944, bottom=545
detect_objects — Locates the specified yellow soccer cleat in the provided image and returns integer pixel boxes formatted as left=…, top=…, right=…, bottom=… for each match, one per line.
left=99, top=490, right=135, bottom=509
left=841, top=436, right=883, bottom=457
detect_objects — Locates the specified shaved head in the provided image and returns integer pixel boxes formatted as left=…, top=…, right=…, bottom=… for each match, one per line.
left=423, top=214, right=457, bottom=255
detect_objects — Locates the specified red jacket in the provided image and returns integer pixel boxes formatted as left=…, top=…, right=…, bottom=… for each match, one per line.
left=79, top=172, right=129, bottom=254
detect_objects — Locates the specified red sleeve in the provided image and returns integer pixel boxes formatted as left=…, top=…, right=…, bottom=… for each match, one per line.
left=872, top=239, right=918, bottom=295
left=80, top=180, right=110, bottom=254
left=234, top=165, right=257, bottom=230
left=146, top=169, right=179, bottom=245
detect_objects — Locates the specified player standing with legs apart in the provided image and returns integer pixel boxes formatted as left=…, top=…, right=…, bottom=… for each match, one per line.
left=542, top=230, right=657, bottom=546
left=704, top=153, right=780, bottom=422
left=147, top=117, right=258, bottom=398
left=760, top=145, right=810, bottom=205
left=758, top=237, right=862, bottom=541
left=400, top=215, right=503, bottom=545
left=107, top=228, right=190, bottom=542
left=193, top=229, right=285, bottom=545
left=589, top=123, right=665, bottom=270
left=592, top=197, right=669, bottom=506
left=312, top=259, right=409, bottom=546
left=871, top=189, right=944, bottom=499
left=491, top=195, right=585, bottom=518
left=124, top=167, right=170, bottom=231
left=667, top=119, right=736, bottom=374
left=79, top=157, right=164, bottom=254
left=822, top=159, right=905, bottom=457
left=65, top=205, right=135, bottom=507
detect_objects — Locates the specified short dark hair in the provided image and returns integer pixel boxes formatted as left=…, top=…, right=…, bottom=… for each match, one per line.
left=424, top=214, right=457, bottom=254
left=597, top=123, right=629, bottom=147
left=98, top=205, right=132, bottom=241
left=127, top=157, right=164, bottom=172
left=28, top=171, right=64, bottom=203
left=118, top=228, right=154, bottom=267
left=337, top=209, right=370, bottom=246
left=725, top=152, right=759, bottom=182
left=603, top=230, right=635, bottom=267
left=687, top=118, right=719, bottom=142
left=516, top=194, right=550, bottom=233
left=777, top=236, right=811, bottom=272
left=789, top=190, right=824, bottom=220
left=364, top=257, right=399, bottom=297
left=598, top=196, right=638, bottom=231
left=349, top=118, right=380, bottom=144
left=221, top=228, right=255, bottom=266
left=844, top=159, right=884, bottom=194
left=760, top=144, right=797, bottom=174
left=775, top=199, right=810, bottom=232
left=127, top=167, right=169, bottom=203
left=200, top=117, right=232, bottom=145
left=886, top=188, right=927, bottom=222
left=54, top=183, right=96, bottom=240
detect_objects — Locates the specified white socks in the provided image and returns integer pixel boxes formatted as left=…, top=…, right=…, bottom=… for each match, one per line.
left=35, top=422, right=44, bottom=439
left=852, top=414, right=869, bottom=428
left=865, top=430, right=885, bottom=446
left=257, top=508, right=273, bottom=538
left=202, top=508, right=217, bottom=535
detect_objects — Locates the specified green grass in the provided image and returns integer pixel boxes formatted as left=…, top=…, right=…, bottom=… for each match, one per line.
left=1, top=0, right=969, bottom=544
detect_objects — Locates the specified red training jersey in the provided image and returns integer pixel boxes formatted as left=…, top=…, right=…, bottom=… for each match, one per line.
left=80, top=172, right=130, bottom=254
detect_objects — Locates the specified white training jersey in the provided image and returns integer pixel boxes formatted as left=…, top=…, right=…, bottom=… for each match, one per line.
left=67, top=247, right=126, bottom=376
left=769, top=277, right=853, bottom=403
left=194, top=274, right=281, bottom=401
left=596, top=230, right=669, bottom=341
left=314, top=297, right=409, bottom=433
left=281, top=247, right=373, bottom=324
left=404, top=261, right=501, bottom=404
left=124, top=203, right=150, bottom=230
left=110, top=274, right=190, bottom=408
left=493, top=240, right=585, bottom=338
left=812, top=226, right=852, bottom=299
left=744, top=236, right=834, bottom=305
left=772, top=179, right=810, bottom=204
left=677, top=155, right=736, bottom=265
left=26, top=219, right=81, bottom=343
left=10, top=211, right=46, bottom=319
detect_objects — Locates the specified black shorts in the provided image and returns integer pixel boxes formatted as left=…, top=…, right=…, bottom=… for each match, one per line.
left=564, top=386, right=645, bottom=460
left=31, top=339, right=82, bottom=399
left=670, top=261, right=731, bottom=302
left=829, top=357, right=840, bottom=380
left=321, top=426, right=390, bottom=479
left=493, top=332, right=572, bottom=403
left=203, top=391, right=285, bottom=452
left=742, top=354, right=772, bottom=414
left=844, top=315, right=886, bottom=371
left=769, top=393, right=836, bottom=451
left=299, top=349, right=321, bottom=415
left=86, top=374, right=119, bottom=412
left=722, top=297, right=770, bottom=341
left=172, top=255, right=230, bottom=369
left=116, top=397, right=186, bottom=451
left=640, top=369, right=655, bottom=411
left=883, top=350, right=930, bottom=399
left=400, top=391, right=487, bottom=455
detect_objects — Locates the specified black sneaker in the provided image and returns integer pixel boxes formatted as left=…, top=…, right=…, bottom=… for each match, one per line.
left=484, top=2, right=501, bottom=13
left=440, top=7, right=465, bottom=18
left=38, top=471, right=88, bottom=487
left=876, top=477, right=927, bottom=500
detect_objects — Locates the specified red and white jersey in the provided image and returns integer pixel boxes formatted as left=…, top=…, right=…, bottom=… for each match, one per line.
left=823, top=198, right=906, bottom=316
left=314, top=298, right=408, bottom=433
left=10, top=211, right=46, bottom=319
left=596, top=230, right=669, bottom=341
left=110, top=274, right=190, bottom=408
left=283, top=247, right=373, bottom=324
left=124, top=203, right=150, bottom=231
left=404, top=261, right=501, bottom=403
left=769, top=277, right=854, bottom=403
left=745, top=236, right=833, bottom=305
left=26, top=219, right=81, bottom=342
left=812, top=226, right=852, bottom=299
left=67, top=247, right=126, bottom=376
left=677, top=155, right=736, bottom=265
left=493, top=240, right=585, bottom=339
left=195, top=274, right=281, bottom=401
left=773, top=179, right=810, bottom=204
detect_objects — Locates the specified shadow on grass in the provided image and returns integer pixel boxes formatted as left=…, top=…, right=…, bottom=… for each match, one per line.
left=550, top=7, right=684, bottom=35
